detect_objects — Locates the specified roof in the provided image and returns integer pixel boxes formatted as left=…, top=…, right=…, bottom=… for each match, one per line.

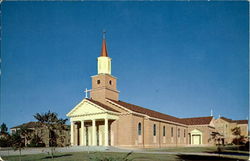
left=108, top=99, right=186, bottom=125
left=220, top=117, right=248, bottom=124
left=220, top=117, right=233, bottom=123
left=181, top=116, right=213, bottom=125
left=86, top=98, right=119, bottom=113
left=11, top=121, right=43, bottom=129
left=233, top=120, right=248, bottom=124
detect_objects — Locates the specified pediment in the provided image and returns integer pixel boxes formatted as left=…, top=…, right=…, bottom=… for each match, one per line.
left=209, top=118, right=215, bottom=127
left=191, top=129, right=202, bottom=134
left=67, top=99, right=105, bottom=117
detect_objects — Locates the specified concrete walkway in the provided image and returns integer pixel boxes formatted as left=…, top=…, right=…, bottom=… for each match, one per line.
left=0, top=146, right=129, bottom=156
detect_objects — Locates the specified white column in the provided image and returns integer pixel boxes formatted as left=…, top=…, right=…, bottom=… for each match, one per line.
left=70, top=121, right=74, bottom=146
left=92, top=119, right=97, bottom=146
left=191, top=134, right=193, bottom=145
left=104, top=118, right=109, bottom=146
left=81, top=120, right=85, bottom=146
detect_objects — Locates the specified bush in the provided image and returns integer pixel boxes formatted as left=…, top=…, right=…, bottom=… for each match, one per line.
left=239, top=141, right=249, bottom=151
left=27, top=135, right=45, bottom=147
left=27, top=142, right=45, bottom=147
left=0, top=137, right=10, bottom=147
left=232, top=136, right=245, bottom=145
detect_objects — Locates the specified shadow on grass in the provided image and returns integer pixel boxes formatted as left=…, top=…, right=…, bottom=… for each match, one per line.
left=177, top=154, right=246, bottom=161
left=42, top=153, right=73, bottom=159
left=205, top=151, right=249, bottom=156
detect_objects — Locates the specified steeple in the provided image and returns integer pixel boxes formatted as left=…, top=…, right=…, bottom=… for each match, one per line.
left=90, top=31, right=119, bottom=101
left=97, top=31, right=111, bottom=75
left=100, top=31, right=108, bottom=57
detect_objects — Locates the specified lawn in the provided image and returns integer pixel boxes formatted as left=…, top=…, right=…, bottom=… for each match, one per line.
left=145, top=146, right=218, bottom=153
left=2, top=151, right=249, bottom=161
left=146, top=145, right=250, bottom=155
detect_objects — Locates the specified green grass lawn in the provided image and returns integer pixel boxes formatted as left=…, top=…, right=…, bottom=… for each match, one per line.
left=2, top=150, right=249, bottom=161
left=146, top=145, right=250, bottom=154
left=145, top=146, right=218, bottom=153
left=3, top=152, right=179, bottom=161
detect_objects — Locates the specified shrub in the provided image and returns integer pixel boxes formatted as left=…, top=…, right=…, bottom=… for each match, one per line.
left=27, top=142, right=45, bottom=147
left=27, top=135, right=45, bottom=147
left=0, top=137, right=10, bottom=147
left=239, top=141, right=249, bottom=151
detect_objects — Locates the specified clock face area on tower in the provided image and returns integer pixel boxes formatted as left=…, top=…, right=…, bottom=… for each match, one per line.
left=92, top=74, right=117, bottom=90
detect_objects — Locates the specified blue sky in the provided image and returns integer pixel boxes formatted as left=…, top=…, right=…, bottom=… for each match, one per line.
left=1, top=1, right=248, bottom=129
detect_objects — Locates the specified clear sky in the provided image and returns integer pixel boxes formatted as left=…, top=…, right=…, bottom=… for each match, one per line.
left=1, top=1, right=248, bottom=129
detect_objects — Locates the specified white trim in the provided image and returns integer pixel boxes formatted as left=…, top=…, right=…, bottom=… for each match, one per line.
left=91, top=87, right=120, bottom=93
left=91, top=74, right=117, bottom=79
left=67, top=99, right=120, bottom=117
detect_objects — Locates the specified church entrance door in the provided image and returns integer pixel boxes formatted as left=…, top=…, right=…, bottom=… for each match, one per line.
left=192, top=134, right=201, bottom=145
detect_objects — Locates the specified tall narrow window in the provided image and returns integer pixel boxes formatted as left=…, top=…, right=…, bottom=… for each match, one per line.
left=138, top=122, right=142, bottom=135
left=163, top=126, right=166, bottom=136
left=153, top=124, right=156, bottom=136
left=178, top=128, right=180, bottom=137
left=171, top=127, right=173, bottom=137
left=184, top=129, right=186, bottom=137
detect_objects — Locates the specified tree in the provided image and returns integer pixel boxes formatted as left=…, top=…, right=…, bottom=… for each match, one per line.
left=231, top=127, right=245, bottom=145
left=27, top=134, right=45, bottom=147
left=0, top=123, right=11, bottom=147
left=19, top=126, right=33, bottom=146
left=10, top=131, right=25, bottom=161
left=0, top=123, right=8, bottom=135
left=34, top=111, right=68, bottom=159
left=209, top=132, right=224, bottom=155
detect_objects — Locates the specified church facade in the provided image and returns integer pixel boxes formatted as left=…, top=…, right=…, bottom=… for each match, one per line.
left=66, top=35, right=248, bottom=148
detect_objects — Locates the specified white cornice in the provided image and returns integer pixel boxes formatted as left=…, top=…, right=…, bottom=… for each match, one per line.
left=91, top=74, right=118, bottom=79
left=67, top=99, right=120, bottom=117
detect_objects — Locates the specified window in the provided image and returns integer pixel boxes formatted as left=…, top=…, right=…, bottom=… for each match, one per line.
left=11, top=129, right=16, bottom=134
left=138, top=122, right=142, bottom=135
left=178, top=129, right=180, bottom=137
left=184, top=129, right=186, bottom=137
left=163, top=126, right=166, bottom=136
left=171, top=127, right=173, bottom=137
left=153, top=124, right=156, bottom=136
left=97, top=80, right=101, bottom=84
left=109, top=80, right=112, bottom=85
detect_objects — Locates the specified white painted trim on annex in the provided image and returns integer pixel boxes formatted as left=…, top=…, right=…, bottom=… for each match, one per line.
left=190, top=129, right=203, bottom=145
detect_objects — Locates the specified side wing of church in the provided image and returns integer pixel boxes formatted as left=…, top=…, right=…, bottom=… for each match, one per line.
left=66, top=34, right=248, bottom=148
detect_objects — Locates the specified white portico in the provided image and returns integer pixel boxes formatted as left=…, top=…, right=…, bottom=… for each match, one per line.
left=67, top=99, right=119, bottom=146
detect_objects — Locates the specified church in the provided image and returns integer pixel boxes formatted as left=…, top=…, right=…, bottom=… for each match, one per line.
left=66, top=34, right=247, bottom=148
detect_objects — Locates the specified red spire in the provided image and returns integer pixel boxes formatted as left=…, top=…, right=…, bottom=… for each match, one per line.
left=100, top=31, right=108, bottom=57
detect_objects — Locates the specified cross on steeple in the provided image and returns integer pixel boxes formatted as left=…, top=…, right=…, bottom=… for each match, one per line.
left=102, top=29, right=106, bottom=40
left=84, top=88, right=91, bottom=98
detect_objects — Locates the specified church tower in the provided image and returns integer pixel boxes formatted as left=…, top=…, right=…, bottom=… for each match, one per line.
left=90, top=32, right=119, bottom=101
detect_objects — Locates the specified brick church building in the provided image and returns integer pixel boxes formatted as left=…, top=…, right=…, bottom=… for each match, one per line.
left=67, top=34, right=248, bottom=148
